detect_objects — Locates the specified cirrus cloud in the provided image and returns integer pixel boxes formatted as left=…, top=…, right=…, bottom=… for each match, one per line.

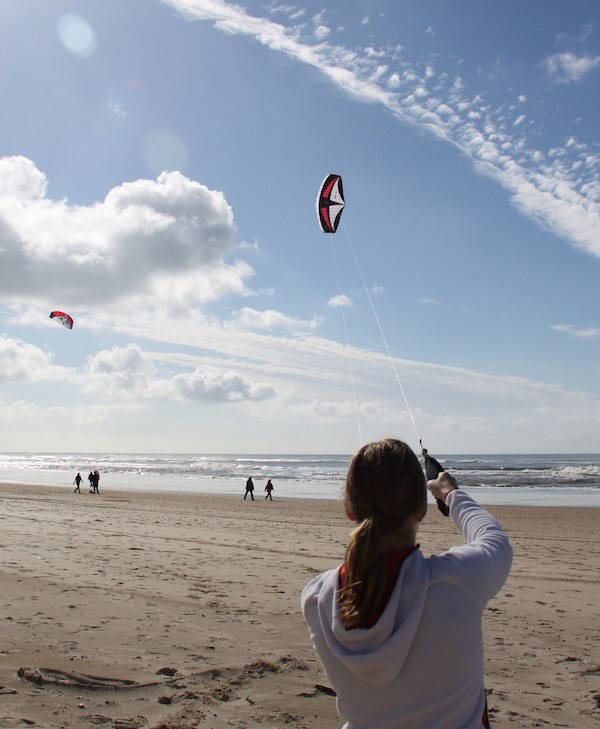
left=552, top=323, right=600, bottom=338
left=233, top=306, right=320, bottom=331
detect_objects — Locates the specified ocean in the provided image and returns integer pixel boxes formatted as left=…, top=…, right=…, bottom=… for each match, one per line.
left=0, top=452, right=599, bottom=506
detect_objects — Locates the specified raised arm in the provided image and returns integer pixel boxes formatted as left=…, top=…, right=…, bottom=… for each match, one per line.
left=429, top=474, right=513, bottom=605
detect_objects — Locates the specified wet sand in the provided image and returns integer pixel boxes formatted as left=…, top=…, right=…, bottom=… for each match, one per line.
left=0, top=482, right=598, bottom=728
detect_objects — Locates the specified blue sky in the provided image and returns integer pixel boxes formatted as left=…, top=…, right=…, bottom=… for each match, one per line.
left=1, top=0, right=599, bottom=453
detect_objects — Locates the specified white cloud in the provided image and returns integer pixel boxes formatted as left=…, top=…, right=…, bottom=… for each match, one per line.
left=543, top=51, right=600, bottom=83
left=238, top=239, right=259, bottom=251
left=83, top=343, right=155, bottom=398
left=103, top=306, right=597, bottom=410
left=327, top=294, right=352, bottom=308
left=234, top=306, right=320, bottom=331
left=0, top=156, right=251, bottom=308
left=517, top=94, right=527, bottom=103
left=361, top=15, right=370, bottom=26
left=289, top=397, right=399, bottom=424
left=170, top=366, right=276, bottom=401
left=419, top=298, right=438, bottom=305
left=107, top=100, right=127, bottom=118
left=267, top=4, right=304, bottom=21
left=552, top=323, right=600, bottom=338
left=314, top=25, right=330, bottom=40
left=387, top=73, right=401, bottom=89
left=513, top=114, right=526, bottom=126
left=0, top=335, right=65, bottom=382
left=83, top=342, right=277, bottom=403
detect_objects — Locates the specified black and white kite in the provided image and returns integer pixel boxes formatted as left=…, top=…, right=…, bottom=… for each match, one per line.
left=317, top=174, right=345, bottom=234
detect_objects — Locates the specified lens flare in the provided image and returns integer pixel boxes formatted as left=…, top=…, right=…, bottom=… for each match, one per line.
left=57, top=14, right=97, bottom=58
left=142, top=131, right=188, bottom=175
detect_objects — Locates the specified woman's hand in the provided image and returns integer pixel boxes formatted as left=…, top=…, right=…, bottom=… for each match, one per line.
left=428, top=471, right=458, bottom=503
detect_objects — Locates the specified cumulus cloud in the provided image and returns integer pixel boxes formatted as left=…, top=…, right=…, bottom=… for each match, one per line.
left=83, top=342, right=277, bottom=403
left=84, top=343, right=155, bottom=398
left=171, top=366, right=276, bottom=401
left=543, top=52, right=600, bottom=83
left=0, top=335, right=64, bottom=382
left=327, top=294, right=352, bottom=307
left=0, top=156, right=250, bottom=308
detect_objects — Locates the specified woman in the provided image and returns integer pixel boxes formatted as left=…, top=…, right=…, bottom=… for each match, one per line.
left=301, top=439, right=512, bottom=729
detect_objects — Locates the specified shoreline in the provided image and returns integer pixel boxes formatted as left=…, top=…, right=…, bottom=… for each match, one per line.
left=1, top=477, right=599, bottom=508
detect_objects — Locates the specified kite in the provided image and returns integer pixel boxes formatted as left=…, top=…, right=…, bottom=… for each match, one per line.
left=317, top=174, right=345, bottom=234
left=49, top=311, right=74, bottom=329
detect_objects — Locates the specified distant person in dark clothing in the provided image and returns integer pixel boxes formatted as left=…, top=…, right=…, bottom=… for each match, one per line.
left=244, top=477, right=255, bottom=501
left=73, top=472, right=82, bottom=493
left=88, top=471, right=94, bottom=493
left=264, top=479, right=274, bottom=501
left=93, top=470, right=100, bottom=493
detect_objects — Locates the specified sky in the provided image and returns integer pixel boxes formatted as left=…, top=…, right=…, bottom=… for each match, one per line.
left=1, top=0, right=599, bottom=454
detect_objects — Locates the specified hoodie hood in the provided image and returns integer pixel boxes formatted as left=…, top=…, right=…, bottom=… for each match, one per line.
left=302, top=549, right=429, bottom=686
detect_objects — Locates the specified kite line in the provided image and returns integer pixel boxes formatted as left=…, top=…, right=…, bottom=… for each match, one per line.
left=342, top=227, right=421, bottom=445
left=330, top=234, right=364, bottom=445
left=316, top=172, right=421, bottom=446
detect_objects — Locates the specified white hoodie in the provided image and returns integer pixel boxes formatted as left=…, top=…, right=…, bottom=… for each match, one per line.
left=301, top=490, right=512, bottom=729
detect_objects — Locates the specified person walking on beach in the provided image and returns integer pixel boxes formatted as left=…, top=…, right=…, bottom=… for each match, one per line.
left=302, top=438, right=512, bottom=729
left=93, top=470, right=100, bottom=494
left=88, top=471, right=94, bottom=493
left=264, top=479, right=274, bottom=501
left=73, top=472, right=82, bottom=493
left=244, top=476, right=255, bottom=501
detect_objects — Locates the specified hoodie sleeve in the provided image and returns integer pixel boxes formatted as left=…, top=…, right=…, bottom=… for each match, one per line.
left=431, top=489, right=513, bottom=606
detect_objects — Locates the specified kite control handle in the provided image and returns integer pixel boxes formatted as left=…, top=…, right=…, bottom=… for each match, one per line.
left=420, top=440, right=450, bottom=517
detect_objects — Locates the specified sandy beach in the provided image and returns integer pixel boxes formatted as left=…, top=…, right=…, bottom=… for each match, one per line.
left=0, top=483, right=598, bottom=729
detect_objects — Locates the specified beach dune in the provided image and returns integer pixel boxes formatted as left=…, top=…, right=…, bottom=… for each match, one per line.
left=0, top=483, right=598, bottom=728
